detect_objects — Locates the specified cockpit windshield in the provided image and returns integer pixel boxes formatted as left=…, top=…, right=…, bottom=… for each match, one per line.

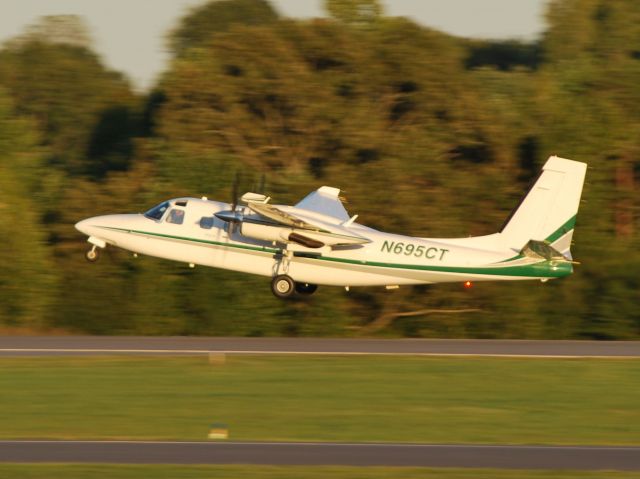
left=144, top=201, right=170, bottom=220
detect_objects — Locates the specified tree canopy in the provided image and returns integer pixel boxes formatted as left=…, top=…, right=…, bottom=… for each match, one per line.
left=0, top=0, right=638, bottom=339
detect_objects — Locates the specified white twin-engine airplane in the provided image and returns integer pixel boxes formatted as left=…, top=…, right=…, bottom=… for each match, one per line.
left=75, top=156, right=587, bottom=298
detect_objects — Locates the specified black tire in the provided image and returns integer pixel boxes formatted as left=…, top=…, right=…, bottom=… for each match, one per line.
left=271, top=274, right=295, bottom=298
left=85, top=249, right=99, bottom=262
left=295, top=282, right=318, bottom=295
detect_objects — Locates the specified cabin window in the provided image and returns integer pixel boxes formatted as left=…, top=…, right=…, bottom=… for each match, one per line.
left=199, top=217, right=214, bottom=229
left=144, top=201, right=170, bottom=220
left=166, top=208, right=185, bottom=225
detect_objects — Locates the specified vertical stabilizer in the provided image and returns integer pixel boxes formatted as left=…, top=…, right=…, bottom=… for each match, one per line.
left=499, top=156, right=587, bottom=259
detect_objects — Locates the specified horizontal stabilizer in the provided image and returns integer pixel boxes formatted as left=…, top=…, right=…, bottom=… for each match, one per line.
left=520, top=240, right=567, bottom=261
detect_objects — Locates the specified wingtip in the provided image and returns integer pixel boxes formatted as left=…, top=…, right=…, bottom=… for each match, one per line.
left=318, top=186, right=341, bottom=197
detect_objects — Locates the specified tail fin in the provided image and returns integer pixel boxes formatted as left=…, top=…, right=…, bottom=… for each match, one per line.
left=499, top=156, right=587, bottom=259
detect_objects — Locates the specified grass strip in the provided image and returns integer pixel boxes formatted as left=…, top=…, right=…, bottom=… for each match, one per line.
left=0, top=355, right=638, bottom=444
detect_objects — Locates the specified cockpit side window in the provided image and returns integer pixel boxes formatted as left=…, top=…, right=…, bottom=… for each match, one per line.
left=144, top=201, right=170, bottom=220
left=166, top=208, right=185, bottom=225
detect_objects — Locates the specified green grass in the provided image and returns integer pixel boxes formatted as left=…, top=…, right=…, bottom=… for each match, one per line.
left=0, top=465, right=639, bottom=479
left=0, top=355, right=638, bottom=444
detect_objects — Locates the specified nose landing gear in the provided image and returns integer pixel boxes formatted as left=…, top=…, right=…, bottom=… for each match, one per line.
left=84, top=236, right=106, bottom=263
left=85, top=245, right=100, bottom=262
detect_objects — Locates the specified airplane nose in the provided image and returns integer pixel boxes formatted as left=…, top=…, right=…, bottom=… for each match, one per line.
left=75, top=214, right=138, bottom=238
left=75, top=219, right=86, bottom=234
left=75, top=218, right=93, bottom=236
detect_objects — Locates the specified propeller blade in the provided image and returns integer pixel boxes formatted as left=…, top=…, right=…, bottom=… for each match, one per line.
left=231, top=171, right=241, bottom=211
left=230, top=171, right=242, bottom=233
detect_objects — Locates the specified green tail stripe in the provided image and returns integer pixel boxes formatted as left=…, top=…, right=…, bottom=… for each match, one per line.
left=499, top=215, right=577, bottom=263
left=545, top=216, right=576, bottom=243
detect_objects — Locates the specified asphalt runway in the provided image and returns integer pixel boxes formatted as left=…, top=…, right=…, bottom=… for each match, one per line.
left=1, top=336, right=640, bottom=357
left=1, top=441, right=639, bottom=470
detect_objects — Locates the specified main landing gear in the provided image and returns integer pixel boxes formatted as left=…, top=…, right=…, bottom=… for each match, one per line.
left=295, top=282, right=318, bottom=295
left=270, top=275, right=318, bottom=299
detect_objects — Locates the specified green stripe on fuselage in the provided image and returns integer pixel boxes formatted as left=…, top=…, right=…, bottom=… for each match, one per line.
left=97, top=226, right=572, bottom=279
left=97, top=226, right=279, bottom=254
left=312, top=255, right=572, bottom=278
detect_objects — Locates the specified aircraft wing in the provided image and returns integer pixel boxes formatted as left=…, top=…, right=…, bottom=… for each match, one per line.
left=294, top=186, right=350, bottom=222
left=245, top=195, right=369, bottom=247
left=246, top=201, right=321, bottom=231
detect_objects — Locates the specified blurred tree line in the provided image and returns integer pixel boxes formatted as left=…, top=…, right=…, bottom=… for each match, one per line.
left=0, top=0, right=638, bottom=338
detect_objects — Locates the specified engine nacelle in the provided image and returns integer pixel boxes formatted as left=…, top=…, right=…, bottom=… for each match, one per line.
left=240, top=222, right=290, bottom=243
left=239, top=222, right=325, bottom=248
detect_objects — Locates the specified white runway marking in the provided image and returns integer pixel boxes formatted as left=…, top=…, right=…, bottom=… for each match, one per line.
left=1, top=348, right=639, bottom=358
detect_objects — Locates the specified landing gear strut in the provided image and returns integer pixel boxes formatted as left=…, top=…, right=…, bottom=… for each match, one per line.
left=85, top=245, right=100, bottom=262
left=271, top=274, right=295, bottom=298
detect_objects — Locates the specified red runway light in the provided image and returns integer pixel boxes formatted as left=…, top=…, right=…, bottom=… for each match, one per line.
left=464, top=281, right=473, bottom=289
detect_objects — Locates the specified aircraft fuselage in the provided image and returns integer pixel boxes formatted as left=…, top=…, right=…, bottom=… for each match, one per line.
left=75, top=197, right=570, bottom=289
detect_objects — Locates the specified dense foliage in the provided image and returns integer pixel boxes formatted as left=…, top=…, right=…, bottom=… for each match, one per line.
left=0, top=0, right=638, bottom=338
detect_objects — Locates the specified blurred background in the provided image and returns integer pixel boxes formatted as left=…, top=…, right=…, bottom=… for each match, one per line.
left=0, top=0, right=638, bottom=339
